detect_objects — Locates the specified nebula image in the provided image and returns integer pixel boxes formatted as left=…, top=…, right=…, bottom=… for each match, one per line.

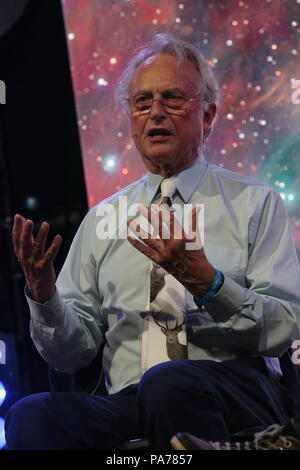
left=61, top=0, right=300, bottom=253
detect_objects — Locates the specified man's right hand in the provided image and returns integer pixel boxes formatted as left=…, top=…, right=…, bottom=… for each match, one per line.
left=12, top=214, right=62, bottom=303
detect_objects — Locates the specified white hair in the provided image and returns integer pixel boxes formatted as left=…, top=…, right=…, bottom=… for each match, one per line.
left=116, top=33, right=219, bottom=115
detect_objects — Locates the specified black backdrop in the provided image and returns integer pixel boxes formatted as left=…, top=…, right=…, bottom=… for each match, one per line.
left=0, top=0, right=88, bottom=404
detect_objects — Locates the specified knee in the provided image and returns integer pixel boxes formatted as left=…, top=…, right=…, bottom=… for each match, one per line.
left=137, top=361, right=187, bottom=405
left=137, top=360, right=219, bottom=405
left=5, top=393, right=50, bottom=430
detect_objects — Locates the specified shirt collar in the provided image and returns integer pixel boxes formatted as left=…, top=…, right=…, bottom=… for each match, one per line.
left=146, top=154, right=208, bottom=204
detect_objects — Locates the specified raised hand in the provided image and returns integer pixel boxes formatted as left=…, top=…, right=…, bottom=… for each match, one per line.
left=127, top=204, right=215, bottom=298
left=12, top=214, right=62, bottom=303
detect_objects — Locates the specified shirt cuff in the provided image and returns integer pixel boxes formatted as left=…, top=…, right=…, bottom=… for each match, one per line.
left=194, top=269, right=224, bottom=306
left=202, top=275, right=246, bottom=322
left=25, top=285, right=66, bottom=327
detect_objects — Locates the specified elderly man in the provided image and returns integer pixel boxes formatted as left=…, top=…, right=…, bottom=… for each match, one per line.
left=5, top=33, right=300, bottom=450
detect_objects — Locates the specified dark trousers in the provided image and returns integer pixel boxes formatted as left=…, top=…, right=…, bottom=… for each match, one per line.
left=5, top=359, right=293, bottom=450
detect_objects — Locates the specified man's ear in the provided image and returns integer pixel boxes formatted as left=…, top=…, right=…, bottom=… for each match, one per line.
left=202, top=104, right=217, bottom=144
left=203, top=104, right=217, bottom=132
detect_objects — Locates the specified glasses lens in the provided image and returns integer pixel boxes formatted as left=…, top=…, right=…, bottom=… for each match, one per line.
left=165, top=97, right=185, bottom=109
left=134, top=97, right=152, bottom=111
left=130, top=97, right=187, bottom=114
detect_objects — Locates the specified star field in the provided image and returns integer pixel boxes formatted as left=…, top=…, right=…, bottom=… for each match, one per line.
left=61, top=0, right=300, bottom=252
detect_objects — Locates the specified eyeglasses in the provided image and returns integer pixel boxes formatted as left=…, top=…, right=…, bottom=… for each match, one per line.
left=127, top=96, right=202, bottom=115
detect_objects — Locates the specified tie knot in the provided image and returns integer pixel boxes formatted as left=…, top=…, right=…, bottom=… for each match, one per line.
left=160, top=179, right=176, bottom=201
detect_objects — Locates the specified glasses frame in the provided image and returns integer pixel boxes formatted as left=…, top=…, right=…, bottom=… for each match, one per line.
left=126, top=97, right=202, bottom=116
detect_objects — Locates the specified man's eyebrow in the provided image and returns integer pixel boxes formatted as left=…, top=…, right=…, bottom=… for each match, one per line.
left=162, top=87, right=185, bottom=95
left=132, top=87, right=185, bottom=98
left=131, top=90, right=151, bottom=98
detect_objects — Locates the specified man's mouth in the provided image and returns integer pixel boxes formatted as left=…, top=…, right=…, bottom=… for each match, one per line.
left=147, top=128, right=172, bottom=141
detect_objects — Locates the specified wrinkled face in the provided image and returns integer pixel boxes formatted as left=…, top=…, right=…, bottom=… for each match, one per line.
left=128, top=54, right=216, bottom=176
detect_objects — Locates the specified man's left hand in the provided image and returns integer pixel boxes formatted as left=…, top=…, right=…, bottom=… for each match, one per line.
left=127, top=204, right=215, bottom=298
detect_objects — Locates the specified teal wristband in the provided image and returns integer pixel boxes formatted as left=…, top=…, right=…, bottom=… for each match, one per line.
left=194, top=269, right=224, bottom=307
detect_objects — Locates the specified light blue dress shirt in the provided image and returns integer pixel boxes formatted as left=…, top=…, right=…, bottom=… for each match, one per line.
left=26, top=155, right=300, bottom=394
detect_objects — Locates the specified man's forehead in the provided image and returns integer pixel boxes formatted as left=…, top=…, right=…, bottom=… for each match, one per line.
left=130, top=54, right=200, bottom=94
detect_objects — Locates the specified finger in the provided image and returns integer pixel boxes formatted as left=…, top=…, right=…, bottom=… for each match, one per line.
left=186, top=206, right=203, bottom=249
left=138, top=204, right=164, bottom=239
left=191, top=205, right=202, bottom=233
left=146, top=204, right=172, bottom=240
left=127, top=218, right=151, bottom=240
left=172, top=212, right=184, bottom=240
left=158, top=204, right=183, bottom=240
left=139, top=204, right=178, bottom=240
left=185, top=206, right=200, bottom=238
left=136, top=204, right=152, bottom=228
left=44, top=234, right=62, bottom=263
left=12, top=214, right=25, bottom=257
left=149, top=205, right=162, bottom=239
left=127, top=219, right=165, bottom=257
left=127, top=236, right=158, bottom=262
left=20, top=219, right=34, bottom=259
left=32, top=222, right=50, bottom=257
left=129, top=205, right=160, bottom=238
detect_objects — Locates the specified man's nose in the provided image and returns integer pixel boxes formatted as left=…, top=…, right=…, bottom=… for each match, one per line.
left=150, top=99, right=167, bottom=121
